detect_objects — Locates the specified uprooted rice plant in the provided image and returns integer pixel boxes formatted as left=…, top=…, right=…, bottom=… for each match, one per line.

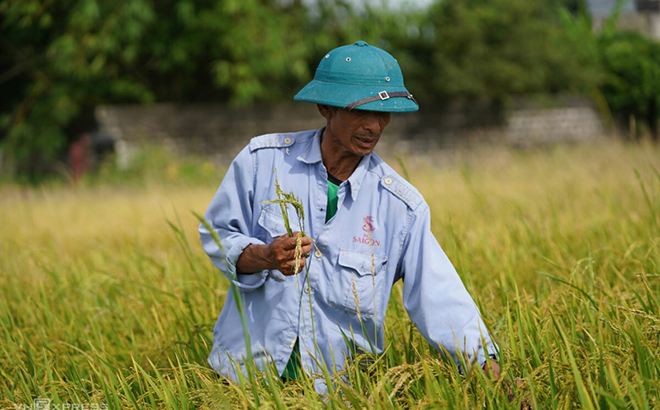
left=0, top=140, right=659, bottom=409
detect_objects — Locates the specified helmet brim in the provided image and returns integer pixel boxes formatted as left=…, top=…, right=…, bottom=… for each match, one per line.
left=294, top=79, right=419, bottom=113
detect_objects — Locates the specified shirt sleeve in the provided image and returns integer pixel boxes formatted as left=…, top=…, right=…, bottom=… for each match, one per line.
left=399, top=204, right=498, bottom=371
left=199, top=145, right=269, bottom=291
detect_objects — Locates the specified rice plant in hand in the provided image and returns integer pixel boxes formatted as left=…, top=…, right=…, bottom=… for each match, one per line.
left=262, top=170, right=319, bottom=356
left=262, top=171, right=308, bottom=276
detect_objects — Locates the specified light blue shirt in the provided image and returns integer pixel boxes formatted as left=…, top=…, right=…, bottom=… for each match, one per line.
left=200, top=128, right=496, bottom=385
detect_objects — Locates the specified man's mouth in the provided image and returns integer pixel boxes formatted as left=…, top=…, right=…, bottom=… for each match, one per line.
left=355, top=136, right=377, bottom=146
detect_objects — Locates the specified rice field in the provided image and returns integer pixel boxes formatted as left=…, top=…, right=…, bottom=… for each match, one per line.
left=0, top=139, right=659, bottom=409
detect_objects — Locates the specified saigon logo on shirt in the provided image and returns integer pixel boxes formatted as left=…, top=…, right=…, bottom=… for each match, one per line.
left=354, top=216, right=381, bottom=246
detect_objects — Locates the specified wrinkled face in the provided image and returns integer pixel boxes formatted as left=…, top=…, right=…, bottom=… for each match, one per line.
left=319, top=105, right=391, bottom=157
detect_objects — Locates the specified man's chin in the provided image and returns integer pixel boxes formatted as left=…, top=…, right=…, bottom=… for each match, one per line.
left=352, top=147, right=376, bottom=157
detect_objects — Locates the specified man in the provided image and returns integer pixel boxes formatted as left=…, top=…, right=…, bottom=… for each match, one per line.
left=200, top=41, right=500, bottom=387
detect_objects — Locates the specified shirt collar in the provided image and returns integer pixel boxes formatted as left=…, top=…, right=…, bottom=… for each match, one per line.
left=345, top=154, right=370, bottom=202
left=296, top=128, right=324, bottom=165
left=297, top=127, right=370, bottom=202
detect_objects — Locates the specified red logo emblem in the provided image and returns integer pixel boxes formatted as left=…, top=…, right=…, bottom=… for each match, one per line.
left=362, top=216, right=375, bottom=232
left=355, top=216, right=380, bottom=246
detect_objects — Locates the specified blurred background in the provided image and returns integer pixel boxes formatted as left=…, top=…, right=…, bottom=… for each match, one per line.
left=1, top=0, right=659, bottom=184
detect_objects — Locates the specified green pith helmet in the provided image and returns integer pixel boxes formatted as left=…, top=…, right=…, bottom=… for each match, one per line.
left=294, top=41, right=419, bottom=113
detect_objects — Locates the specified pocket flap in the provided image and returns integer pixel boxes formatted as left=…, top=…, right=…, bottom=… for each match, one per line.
left=258, top=205, right=302, bottom=238
left=338, top=248, right=387, bottom=277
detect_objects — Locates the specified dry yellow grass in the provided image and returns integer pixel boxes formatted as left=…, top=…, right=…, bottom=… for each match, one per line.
left=0, top=139, right=658, bottom=409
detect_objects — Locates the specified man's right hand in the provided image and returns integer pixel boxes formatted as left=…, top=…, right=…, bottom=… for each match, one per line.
left=236, top=232, right=313, bottom=276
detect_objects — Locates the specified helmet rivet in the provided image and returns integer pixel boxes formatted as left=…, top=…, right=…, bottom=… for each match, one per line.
left=325, top=54, right=330, bottom=59
left=385, top=77, right=390, bottom=82
left=346, top=57, right=351, bottom=62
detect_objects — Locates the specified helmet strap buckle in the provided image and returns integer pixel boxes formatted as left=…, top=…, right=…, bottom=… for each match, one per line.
left=378, top=91, right=390, bottom=101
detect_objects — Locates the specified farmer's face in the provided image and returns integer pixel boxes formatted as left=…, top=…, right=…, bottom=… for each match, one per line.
left=318, top=105, right=391, bottom=157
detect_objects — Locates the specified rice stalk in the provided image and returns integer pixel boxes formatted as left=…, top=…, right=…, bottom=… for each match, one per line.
left=193, top=212, right=261, bottom=407
left=262, top=169, right=319, bottom=364
left=367, top=230, right=377, bottom=351
left=352, top=272, right=361, bottom=322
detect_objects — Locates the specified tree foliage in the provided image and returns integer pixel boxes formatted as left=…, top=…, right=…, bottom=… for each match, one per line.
left=1, top=0, right=156, bottom=179
left=0, top=0, right=313, bottom=181
left=599, top=31, right=660, bottom=138
left=1, top=0, right=659, bottom=181
left=419, top=0, right=601, bottom=101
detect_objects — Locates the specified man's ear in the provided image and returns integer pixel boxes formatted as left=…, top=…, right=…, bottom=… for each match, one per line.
left=317, top=104, right=334, bottom=120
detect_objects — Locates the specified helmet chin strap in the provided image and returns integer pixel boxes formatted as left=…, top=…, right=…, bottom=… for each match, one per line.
left=344, top=91, right=417, bottom=110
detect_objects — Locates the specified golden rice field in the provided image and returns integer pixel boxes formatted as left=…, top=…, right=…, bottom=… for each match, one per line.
left=0, top=139, right=658, bottom=409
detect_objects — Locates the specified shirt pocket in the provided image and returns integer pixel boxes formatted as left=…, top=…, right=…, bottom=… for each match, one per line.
left=326, top=248, right=387, bottom=318
left=257, top=204, right=302, bottom=239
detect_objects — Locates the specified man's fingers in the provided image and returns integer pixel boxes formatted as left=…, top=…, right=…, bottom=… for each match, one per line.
left=280, top=233, right=312, bottom=250
left=281, top=256, right=307, bottom=276
left=294, top=256, right=307, bottom=271
left=281, top=240, right=298, bottom=250
left=300, top=243, right=313, bottom=254
left=298, top=235, right=312, bottom=246
left=269, top=233, right=314, bottom=274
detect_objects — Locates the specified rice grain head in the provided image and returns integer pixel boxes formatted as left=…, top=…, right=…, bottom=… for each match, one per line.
left=352, top=272, right=361, bottom=322
left=294, top=231, right=303, bottom=275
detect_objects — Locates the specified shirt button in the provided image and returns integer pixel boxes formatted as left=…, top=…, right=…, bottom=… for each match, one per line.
left=384, top=178, right=393, bottom=185
left=304, top=286, right=310, bottom=294
left=284, top=137, right=292, bottom=144
left=314, top=250, right=322, bottom=258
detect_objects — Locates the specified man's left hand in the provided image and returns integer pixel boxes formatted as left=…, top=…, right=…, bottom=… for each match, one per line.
left=482, top=359, right=531, bottom=409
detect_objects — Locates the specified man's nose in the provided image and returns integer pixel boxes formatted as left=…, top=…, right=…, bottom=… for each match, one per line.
left=362, top=114, right=382, bottom=134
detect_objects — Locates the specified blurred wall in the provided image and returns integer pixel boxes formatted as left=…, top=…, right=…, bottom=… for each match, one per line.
left=97, top=97, right=606, bottom=167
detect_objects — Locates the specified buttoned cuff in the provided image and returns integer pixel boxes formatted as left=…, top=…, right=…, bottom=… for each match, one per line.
left=477, top=352, right=499, bottom=370
left=225, top=238, right=269, bottom=291
left=458, top=349, right=499, bottom=375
